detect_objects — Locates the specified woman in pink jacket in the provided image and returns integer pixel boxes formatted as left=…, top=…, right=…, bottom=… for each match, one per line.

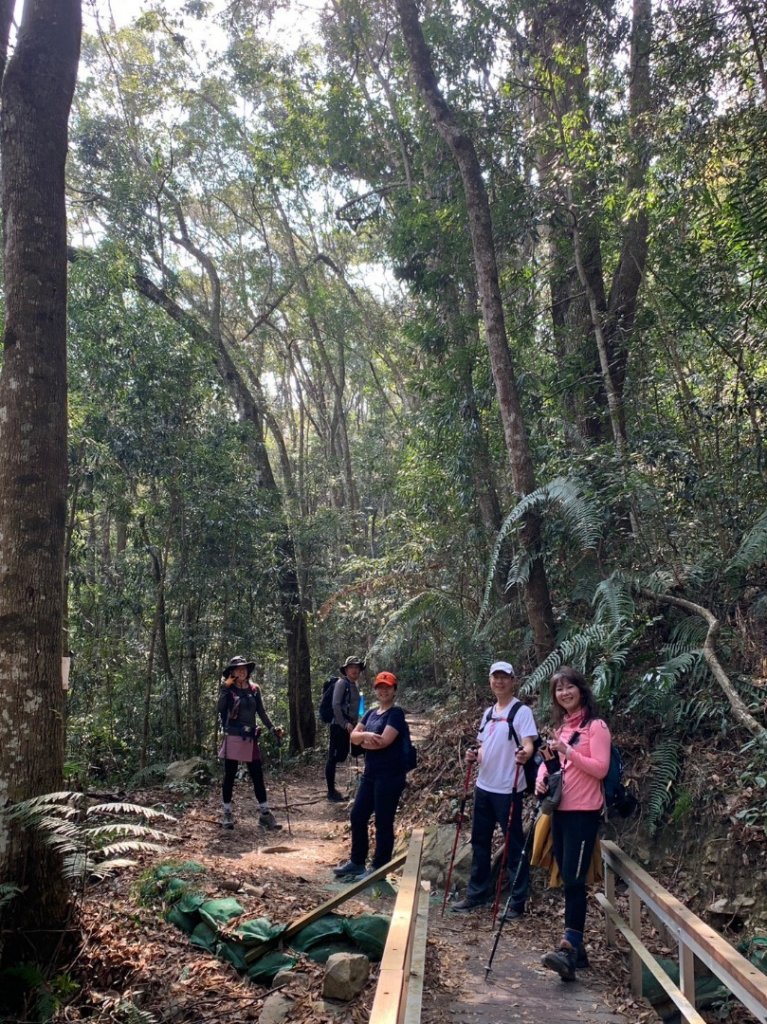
left=536, top=666, right=611, bottom=981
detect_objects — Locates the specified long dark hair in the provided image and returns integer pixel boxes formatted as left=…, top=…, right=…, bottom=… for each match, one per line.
left=549, top=666, right=599, bottom=727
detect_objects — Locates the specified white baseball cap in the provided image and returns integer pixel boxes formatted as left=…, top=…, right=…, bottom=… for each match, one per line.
left=489, top=661, right=515, bottom=676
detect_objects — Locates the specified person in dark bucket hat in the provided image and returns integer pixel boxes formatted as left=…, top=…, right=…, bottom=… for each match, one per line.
left=324, top=655, right=365, bottom=802
left=217, top=654, right=284, bottom=830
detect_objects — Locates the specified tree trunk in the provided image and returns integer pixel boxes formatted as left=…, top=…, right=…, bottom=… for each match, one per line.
left=396, top=0, right=555, bottom=658
left=0, top=0, right=81, bottom=958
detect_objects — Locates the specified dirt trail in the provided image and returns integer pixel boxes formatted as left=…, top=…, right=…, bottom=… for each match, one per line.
left=85, top=714, right=641, bottom=1024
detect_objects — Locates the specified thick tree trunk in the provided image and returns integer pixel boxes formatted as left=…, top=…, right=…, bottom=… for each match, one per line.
left=0, top=0, right=81, bottom=958
left=396, top=0, right=555, bottom=658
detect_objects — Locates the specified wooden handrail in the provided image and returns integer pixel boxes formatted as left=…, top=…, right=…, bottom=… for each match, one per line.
left=369, top=828, right=426, bottom=1024
left=600, top=840, right=767, bottom=1024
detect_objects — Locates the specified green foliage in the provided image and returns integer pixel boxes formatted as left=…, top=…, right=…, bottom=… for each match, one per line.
left=726, top=508, right=767, bottom=575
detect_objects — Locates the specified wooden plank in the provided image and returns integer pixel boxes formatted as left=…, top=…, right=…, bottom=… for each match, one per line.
left=243, top=850, right=407, bottom=964
left=601, top=841, right=767, bottom=1023
left=595, top=893, right=707, bottom=1024
left=402, top=881, right=430, bottom=1024
left=369, top=829, right=425, bottom=1024
left=379, top=830, right=424, bottom=976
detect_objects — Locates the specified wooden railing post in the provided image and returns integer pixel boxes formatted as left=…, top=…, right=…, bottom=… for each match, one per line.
left=604, top=856, right=617, bottom=945
left=680, top=934, right=696, bottom=1006
left=629, top=889, right=642, bottom=996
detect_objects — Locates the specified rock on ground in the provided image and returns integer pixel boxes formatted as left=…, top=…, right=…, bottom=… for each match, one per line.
left=322, top=952, right=370, bottom=1001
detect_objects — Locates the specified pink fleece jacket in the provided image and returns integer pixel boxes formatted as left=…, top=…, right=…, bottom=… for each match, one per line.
left=538, top=712, right=611, bottom=812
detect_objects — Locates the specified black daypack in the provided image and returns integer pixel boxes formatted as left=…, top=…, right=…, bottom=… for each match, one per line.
left=603, top=744, right=638, bottom=819
left=561, top=726, right=638, bottom=819
left=479, top=701, right=541, bottom=795
left=318, top=676, right=350, bottom=725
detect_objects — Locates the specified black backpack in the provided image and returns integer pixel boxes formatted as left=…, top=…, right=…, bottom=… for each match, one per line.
left=479, top=701, right=541, bottom=796
left=318, top=676, right=350, bottom=725
left=603, top=744, right=639, bottom=819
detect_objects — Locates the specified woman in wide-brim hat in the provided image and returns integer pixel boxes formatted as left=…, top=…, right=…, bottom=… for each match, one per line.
left=217, top=655, right=283, bottom=831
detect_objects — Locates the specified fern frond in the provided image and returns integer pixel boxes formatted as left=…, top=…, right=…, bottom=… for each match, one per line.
left=479, top=476, right=603, bottom=624
left=593, top=574, right=635, bottom=628
left=96, top=841, right=167, bottom=859
left=86, top=802, right=176, bottom=822
left=522, top=623, right=610, bottom=695
left=89, top=858, right=141, bottom=878
left=646, top=738, right=683, bottom=835
left=668, top=616, right=708, bottom=648
left=727, top=508, right=767, bottom=573
left=0, top=883, right=21, bottom=911
left=85, top=823, right=174, bottom=841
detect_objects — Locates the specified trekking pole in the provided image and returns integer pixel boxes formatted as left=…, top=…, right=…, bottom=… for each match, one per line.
left=441, top=755, right=476, bottom=916
left=485, top=800, right=542, bottom=980
left=490, top=761, right=522, bottom=929
left=277, top=732, right=292, bottom=836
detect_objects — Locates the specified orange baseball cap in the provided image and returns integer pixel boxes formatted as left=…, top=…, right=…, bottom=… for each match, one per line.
left=374, top=671, right=397, bottom=688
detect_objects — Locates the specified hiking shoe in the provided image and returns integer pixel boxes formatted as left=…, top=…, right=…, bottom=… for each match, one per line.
left=327, top=790, right=345, bottom=803
left=332, top=860, right=366, bottom=877
left=542, top=945, right=577, bottom=982
left=220, top=808, right=234, bottom=829
left=259, top=811, right=282, bottom=830
left=450, top=897, right=484, bottom=913
left=575, top=944, right=589, bottom=969
left=501, top=906, right=524, bottom=922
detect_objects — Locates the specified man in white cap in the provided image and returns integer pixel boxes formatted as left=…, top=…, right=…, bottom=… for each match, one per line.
left=452, top=660, right=537, bottom=918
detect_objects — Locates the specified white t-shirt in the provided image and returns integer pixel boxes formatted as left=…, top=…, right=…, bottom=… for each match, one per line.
left=475, top=699, right=538, bottom=795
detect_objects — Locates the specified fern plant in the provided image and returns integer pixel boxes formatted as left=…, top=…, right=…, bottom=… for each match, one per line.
left=478, top=475, right=603, bottom=625
left=726, top=507, right=767, bottom=574
left=3, top=791, right=175, bottom=885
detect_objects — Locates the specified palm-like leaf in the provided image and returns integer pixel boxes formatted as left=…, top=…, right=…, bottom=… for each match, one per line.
left=727, top=508, right=767, bottom=573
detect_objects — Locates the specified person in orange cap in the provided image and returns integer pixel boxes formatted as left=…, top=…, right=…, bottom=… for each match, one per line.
left=332, top=671, right=411, bottom=879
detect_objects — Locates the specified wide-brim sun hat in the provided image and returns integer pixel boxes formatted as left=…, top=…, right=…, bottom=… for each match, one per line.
left=489, top=660, right=515, bottom=676
left=340, top=655, right=365, bottom=671
left=374, top=671, right=397, bottom=688
left=224, top=655, right=256, bottom=678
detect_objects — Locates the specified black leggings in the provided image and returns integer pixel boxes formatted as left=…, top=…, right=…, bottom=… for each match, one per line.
left=222, top=759, right=267, bottom=804
left=551, top=809, right=601, bottom=935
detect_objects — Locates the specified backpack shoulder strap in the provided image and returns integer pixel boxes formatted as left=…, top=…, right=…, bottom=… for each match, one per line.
left=478, top=707, right=493, bottom=733
left=506, top=699, right=523, bottom=746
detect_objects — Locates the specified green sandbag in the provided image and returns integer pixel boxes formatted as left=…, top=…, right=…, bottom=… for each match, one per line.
left=345, top=914, right=390, bottom=960
left=303, top=940, right=362, bottom=964
left=163, top=878, right=192, bottom=900
left=190, top=921, right=219, bottom=953
left=291, top=913, right=348, bottom=953
left=198, top=897, right=244, bottom=929
left=218, top=940, right=248, bottom=972
left=246, top=951, right=298, bottom=985
left=166, top=906, right=198, bottom=934
left=642, top=957, right=728, bottom=1008
left=155, top=861, right=207, bottom=879
left=236, top=917, right=286, bottom=946
left=176, top=891, right=206, bottom=915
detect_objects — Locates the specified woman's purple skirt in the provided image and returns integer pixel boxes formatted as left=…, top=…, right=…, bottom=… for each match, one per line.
left=218, top=734, right=261, bottom=762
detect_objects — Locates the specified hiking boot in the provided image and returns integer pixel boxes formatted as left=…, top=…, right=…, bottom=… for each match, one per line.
left=332, top=860, right=366, bottom=877
left=541, top=945, right=577, bottom=982
left=501, top=906, right=524, bottom=922
left=259, top=810, right=282, bottom=830
left=450, top=897, right=484, bottom=913
left=220, top=807, right=234, bottom=830
left=327, top=790, right=345, bottom=803
left=575, top=944, right=589, bottom=969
